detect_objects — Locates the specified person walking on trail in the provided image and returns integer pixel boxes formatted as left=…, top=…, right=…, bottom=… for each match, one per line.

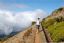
left=36, top=18, right=40, bottom=31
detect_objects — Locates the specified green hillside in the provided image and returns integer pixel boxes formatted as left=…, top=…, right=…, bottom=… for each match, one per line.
left=41, top=7, right=64, bottom=42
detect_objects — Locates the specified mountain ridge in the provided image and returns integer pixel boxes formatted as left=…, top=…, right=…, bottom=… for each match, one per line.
left=41, top=7, right=64, bottom=42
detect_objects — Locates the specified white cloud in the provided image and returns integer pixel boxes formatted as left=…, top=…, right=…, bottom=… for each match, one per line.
left=0, top=9, right=47, bottom=35
left=16, top=4, right=29, bottom=8
left=0, top=3, right=29, bottom=11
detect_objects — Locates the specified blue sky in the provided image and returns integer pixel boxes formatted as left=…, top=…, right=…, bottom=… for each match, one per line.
left=0, top=0, right=64, bottom=13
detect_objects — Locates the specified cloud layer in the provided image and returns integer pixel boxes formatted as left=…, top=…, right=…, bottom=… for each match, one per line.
left=0, top=3, right=29, bottom=11
left=0, top=9, right=47, bottom=35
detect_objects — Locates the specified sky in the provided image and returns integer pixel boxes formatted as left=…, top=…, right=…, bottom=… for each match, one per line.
left=0, top=0, right=64, bottom=13
left=0, top=0, right=64, bottom=35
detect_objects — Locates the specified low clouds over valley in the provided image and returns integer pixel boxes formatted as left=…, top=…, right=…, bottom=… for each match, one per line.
left=0, top=9, right=47, bottom=35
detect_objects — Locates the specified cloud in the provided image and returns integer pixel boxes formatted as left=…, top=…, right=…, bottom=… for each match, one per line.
left=16, top=4, right=29, bottom=8
left=0, top=3, right=29, bottom=11
left=0, top=9, right=47, bottom=35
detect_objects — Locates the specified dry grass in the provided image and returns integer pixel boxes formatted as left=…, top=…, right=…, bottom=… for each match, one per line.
left=23, top=28, right=32, bottom=37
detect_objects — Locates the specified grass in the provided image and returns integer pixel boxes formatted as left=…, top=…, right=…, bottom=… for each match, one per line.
left=41, top=7, right=64, bottom=42
left=41, top=20, right=64, bottom=42
left=48, top=22, right=64, bottom=42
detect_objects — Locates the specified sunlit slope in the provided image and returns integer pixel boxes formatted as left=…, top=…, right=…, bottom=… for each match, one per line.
left=41, top=7, right=64, bottom=42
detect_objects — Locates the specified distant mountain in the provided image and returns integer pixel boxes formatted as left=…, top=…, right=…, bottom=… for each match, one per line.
left=0, top=32, right=19, bottom=41
left=9, top=32, right=19, bottom=37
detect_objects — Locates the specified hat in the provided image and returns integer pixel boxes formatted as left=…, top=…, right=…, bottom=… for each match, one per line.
left=38, top=17, right=40, bottom=19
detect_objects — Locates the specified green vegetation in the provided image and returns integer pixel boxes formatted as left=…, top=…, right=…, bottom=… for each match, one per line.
left=41, top=7, right=64, bottom=42
left=41, top=17, right=64, bottom=42
left=48, top=22, right=64, bottom=42
left=32, top=21, right=36, bottom=25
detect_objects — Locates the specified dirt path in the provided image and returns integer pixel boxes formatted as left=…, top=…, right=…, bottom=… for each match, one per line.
left=2, top=25, right=47, bottom=43
left=34, top=26, right=47, bottom=43
left=35, top=31, right=42, bottom=43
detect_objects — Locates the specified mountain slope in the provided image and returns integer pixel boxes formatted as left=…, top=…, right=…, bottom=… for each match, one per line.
left=0, top=25, right=47, bottom=43
left=41, top=7, right=64, bottom=42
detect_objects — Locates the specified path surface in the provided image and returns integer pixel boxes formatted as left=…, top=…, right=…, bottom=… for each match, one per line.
left=2, top=25, right=47, bottom=43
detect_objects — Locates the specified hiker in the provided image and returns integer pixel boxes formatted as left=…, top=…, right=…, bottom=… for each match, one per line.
left=36, top=18, right=40, bottom=31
